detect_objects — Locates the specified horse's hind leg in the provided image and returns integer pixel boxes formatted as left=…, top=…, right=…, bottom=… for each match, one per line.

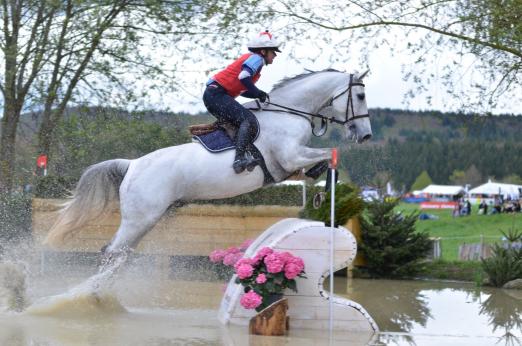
left=100, top=202, right=168, bottom=272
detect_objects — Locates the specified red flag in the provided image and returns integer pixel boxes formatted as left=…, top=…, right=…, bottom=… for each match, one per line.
left=331, top=148, right=338, bottom=169
left=36, top=154, right=47, bottom=168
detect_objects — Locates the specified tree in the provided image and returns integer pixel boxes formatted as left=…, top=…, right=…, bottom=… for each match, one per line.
left=358, top=199, right=432, bottom=278
left=411, top=170, right=432, bottom=191
left=502, top=174, right=522, bottom=185
left=449, top=169, right=466, bottom=185
left=51, top=108, right=190, bottom=178
left=268, top=0, right=521, bottom=112
left=0, top=0, right=262, bottom=192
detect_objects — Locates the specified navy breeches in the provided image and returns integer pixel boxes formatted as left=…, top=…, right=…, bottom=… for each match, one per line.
left=203, top=82, right=259, bottom=155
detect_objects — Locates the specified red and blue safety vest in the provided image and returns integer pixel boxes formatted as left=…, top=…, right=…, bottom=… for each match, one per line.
left=211, top=53, right=263, bottom=98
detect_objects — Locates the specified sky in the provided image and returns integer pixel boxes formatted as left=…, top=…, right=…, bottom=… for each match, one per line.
left=152, top=28, right=520, bottom=116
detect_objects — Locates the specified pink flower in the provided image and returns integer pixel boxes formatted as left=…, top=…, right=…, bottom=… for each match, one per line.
left=209, top=249, right=227, bottom=263
left=236, top=263, right=254, bottom=279
left=253, top=247, right=273, bottom=263
left=284, top=262, right=302, bottom=279
left=278, top=251, right=294, bottom=264
left=225, top=246, right=240, bottom=254
left=284, top=257, right=305, bottom=279
left=233, top=257, right=254, bottom=271
left=288, top=257, right=305, bottom=272
left=223, top=252, right=243, bottom=266
left=239, top=239, right=253, bottom=250
left=240, top=291, right=262, bottom=310
left=255, top=273, right=267, bottom=284
left=264, top=253, right=285, bottom=273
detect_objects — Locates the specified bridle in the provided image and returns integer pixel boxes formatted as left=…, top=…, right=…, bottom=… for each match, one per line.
left=258, top=74, right=370, bottom=137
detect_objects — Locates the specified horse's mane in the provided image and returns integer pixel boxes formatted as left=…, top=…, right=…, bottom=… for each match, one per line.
left=271, top=68, right=343, bottom=91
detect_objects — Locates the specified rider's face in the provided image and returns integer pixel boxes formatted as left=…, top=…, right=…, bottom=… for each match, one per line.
left=263, top=49, right=277, bottom=65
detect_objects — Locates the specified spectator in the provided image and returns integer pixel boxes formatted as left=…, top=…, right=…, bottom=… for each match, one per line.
left=478, top=200, right=488, bottom=215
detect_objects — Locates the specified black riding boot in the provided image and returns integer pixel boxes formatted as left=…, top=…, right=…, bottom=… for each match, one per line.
left=233, top=121, right=260, bottom=174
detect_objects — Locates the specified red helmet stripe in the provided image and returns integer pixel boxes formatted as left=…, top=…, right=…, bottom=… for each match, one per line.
left=260, top=31, right=272, bottom=39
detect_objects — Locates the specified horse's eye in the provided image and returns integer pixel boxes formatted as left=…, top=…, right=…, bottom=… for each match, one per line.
left=357, top=93, right=365, bottom=101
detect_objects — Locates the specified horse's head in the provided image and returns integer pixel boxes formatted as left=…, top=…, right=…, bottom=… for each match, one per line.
left=330, top=70, right=372, bottom=143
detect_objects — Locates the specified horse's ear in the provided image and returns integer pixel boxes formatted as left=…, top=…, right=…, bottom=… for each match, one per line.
left=358, top=69, right=370, bottom=80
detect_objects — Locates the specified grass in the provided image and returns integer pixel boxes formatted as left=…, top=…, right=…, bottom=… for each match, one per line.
left=396, top=203, right=521, bottom=261
left=421, top=260, right=485, bottom=283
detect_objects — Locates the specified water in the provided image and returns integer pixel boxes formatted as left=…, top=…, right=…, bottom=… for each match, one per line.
left=0, top=260, right=520, bottom=346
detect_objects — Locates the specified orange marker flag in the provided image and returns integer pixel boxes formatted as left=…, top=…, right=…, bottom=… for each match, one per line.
left=331, top=148, right=338, bottom=169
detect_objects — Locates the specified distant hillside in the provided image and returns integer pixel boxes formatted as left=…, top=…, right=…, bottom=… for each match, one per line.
left=14, top=106, right=522, bottom=191
left=18, top=106, right=521, bottom=144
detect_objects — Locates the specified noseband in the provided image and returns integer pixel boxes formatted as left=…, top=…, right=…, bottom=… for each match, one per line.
left=261, top=74, right=370, bottom=136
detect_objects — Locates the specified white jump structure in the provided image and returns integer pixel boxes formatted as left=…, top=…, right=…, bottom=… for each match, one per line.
left=218, top=218, right=378, bottom=332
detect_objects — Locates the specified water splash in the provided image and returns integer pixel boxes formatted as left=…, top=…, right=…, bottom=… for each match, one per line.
left=0, top=262, right=26, bottom=312
left=24, top=252, right=128, bottom=318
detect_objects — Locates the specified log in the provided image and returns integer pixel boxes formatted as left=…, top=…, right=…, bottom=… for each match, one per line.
left=249, top=298, right=289, bottom=336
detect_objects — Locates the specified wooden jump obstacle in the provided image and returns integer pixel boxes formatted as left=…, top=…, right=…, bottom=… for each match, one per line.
left=218, top=218, right=378, bottom=332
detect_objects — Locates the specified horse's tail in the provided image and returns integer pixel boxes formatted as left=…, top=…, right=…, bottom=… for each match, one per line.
left=44, top=159, right=131, bottom=247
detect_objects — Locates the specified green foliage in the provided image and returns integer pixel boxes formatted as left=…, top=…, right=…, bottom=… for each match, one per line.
left=279, top=1, right=521, bottom=110
left=500, top=227, right=522, bottom=243
left=339, top=110, right=522, bottom=190
left=359, top=199, right=432, bottom=278
left=34, top=175, right=76, bottom=198
left=51, top=110, right=190, bottom=178
left=411, top=170, right=433, bottom=191
left=481, top=244, right=522, bottom=287
left=502, top=174, right=522, bottom=185
left=421, top=260, right=485, bottom=283
left=0, top=194, right=32, bottom=254
left=449, top=169, right=466, bottom=185
left=299, top=183, right=364, bottom=226
left=201, top=184, right=314, bottom=206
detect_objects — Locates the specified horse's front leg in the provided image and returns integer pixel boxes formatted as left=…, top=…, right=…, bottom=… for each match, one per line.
left=279, top=146, right=332, bottom=174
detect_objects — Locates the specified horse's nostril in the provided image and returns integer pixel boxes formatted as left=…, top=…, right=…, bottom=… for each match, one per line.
left=362, top=134, right=372, bottom=141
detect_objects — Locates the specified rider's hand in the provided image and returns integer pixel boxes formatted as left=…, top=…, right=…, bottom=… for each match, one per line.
left=258, top=90, right=269, bottom=103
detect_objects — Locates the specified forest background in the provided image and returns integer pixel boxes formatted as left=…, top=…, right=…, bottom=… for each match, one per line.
left=14, top=106, right=522, bottom=195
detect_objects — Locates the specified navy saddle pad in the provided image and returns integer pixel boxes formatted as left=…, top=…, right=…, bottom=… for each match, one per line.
left=193, top=128, right=235, bottom=153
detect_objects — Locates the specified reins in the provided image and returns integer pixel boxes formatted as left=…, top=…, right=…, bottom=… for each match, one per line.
left=252, top=74, right=370, bottom=137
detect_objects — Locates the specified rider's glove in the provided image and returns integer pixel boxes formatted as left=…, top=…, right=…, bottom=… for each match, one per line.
left=257, top=90, right=269, bottom=103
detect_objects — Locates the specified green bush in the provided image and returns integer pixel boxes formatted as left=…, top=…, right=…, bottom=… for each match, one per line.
left=481, top=244, right=522, bottom=287
left=358, top=199, right=432, bottom=278
left=299, top=183, right=364, bottom=226
left=198, top=184, right=322, bottom=206
left=34, top=175, right=77, bottom=198
left=421, top=260, right=485, bottom=283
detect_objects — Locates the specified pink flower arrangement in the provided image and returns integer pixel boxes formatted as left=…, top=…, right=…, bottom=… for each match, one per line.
left=209, top=241, right=306, bottom=312
left=234, top=247, right=306, bottom=311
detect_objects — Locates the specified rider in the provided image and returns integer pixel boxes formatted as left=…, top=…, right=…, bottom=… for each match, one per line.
left=203, top=30, right=281, bottom=174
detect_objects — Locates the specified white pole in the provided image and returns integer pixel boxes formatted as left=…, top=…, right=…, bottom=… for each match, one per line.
left=302, top=180, right=306, bottom=207
left=329, top=148, right=337, bottom=334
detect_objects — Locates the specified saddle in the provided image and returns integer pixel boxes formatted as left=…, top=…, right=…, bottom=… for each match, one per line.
left=189, top=121, right=275, bottom=185
left=189, top=121, right=235, bottom=138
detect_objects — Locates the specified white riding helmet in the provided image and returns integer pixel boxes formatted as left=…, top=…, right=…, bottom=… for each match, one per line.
left=247, top=30, right=281, bottom=52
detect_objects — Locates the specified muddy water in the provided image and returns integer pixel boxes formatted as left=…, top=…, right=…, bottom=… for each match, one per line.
left=0, top=260, right=520, bottom=346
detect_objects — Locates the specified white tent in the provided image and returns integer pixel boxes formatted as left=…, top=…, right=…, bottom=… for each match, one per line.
left=421, top=184, right=464, bottom=196
left=468, top=180, right=522, bottom=199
